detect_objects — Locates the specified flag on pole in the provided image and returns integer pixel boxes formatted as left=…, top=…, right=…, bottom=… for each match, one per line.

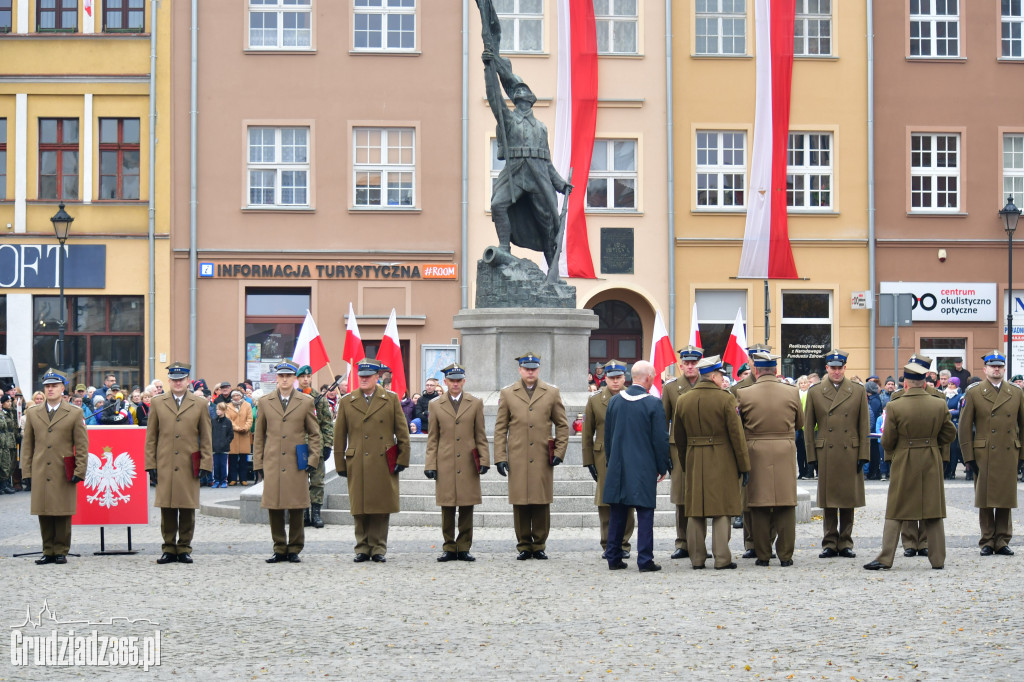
left=648, top=310, right=675, bottom=397
left=737, top=0, right=798, bottom=280
left=688, top=301, right=702, bottom=348
left=722, top=309, right=749, bottom=381
left=552, top=0, right=598, bottom=279
left=343, top=303, right=364, bottom=394
left=376, top=309, right=407, bottom=400
left=292, top=311, right=330, bottom=375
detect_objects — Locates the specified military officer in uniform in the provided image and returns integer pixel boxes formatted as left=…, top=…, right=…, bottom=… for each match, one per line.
left=494, top=352, right=569, bottom=560
left=804, top=348, right=870, bottom=558
left=424, top=363, right=490, bottom=562
left=296, top=365, right=334, bottom=529
left=957, top=350, right=1024, bottom=555
left=333, top=359, right=410, bottom=563
left=865, top=357, right=956, bottom=570
left=253, top=359, right=321, bottom=563
left=674, top=356, right=750, bottom=570
left=145, top=362, right=214, bottom=564
left=582, top=359, right=633, bottom=558
left=662, top=345, right=702, bottom=559
left=730, top=343, right=770, bottom=547
left=21, top=369, right=89, bottom=564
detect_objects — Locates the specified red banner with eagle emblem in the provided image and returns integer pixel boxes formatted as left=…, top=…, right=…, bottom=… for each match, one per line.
left=73, top=426, right=149, bottom=526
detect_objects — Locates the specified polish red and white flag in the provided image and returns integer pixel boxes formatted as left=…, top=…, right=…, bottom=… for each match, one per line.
left=737, top=0, right=799, bottom=280
left=292, top=311, right=330, bottom=375
left=342, top=303, right=364, bottom=394
left=722, top=309, right=749, bottom=381
left=552, top=0, right=598, bottom=279
left=688, top=301, right=702, bottom=349
left=376, top=309, right=407, bottom=400
left=648, top=311, right=675, bottom=397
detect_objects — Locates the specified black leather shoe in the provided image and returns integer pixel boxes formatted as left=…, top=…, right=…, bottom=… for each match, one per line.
left=732, top=517, right=743, bottom=529
left=838, top=548, right=857, bottom=558
left=437, top=551, right=458, bottom=562
left=996, top=546, right=1015, bottom=556
left=532, top=550, right=548, bottom=560
left=981, top=546, right=995, bottom=556
left=157, top=552, right=177, bottom=564
left=670, top=548, right=689, bottom=560
left=516, top=551, right=532, bottom=560
left=54, top=555, right=67, bottom=564
left=286, top=553, right=301, bottom=563
left=715, top=562, right=737, bottom=570
left=918, top=548, right=929, bottom=557
left=371, top=554, right=386, bottom=563
left=932, top=565, right=944, bottom=569
left=818, top=548, right=838, bottom=558
left=741, top=549, right=757, bottom=559
left=638, top=562, right=662, bottom=572
left=266, top=553, right=287, bottom=563
left=903, top=548, right=917, bottom=557
left=34, top=555, right=56, bottom=565
left=755, top=559, right=770, bottom=567
left=177, top=553, right=193, bottom=564
left=863, top=560, right=889, bottom=570
left=608, top=560, right=628, bottom=570
left=692, top=564, right=706, bottom=569
left=457, top=552, right=476, bottom=562
left=353, top=553, right=370, bottom=563
left=779, top=560, right=794, bottom=567
left=622, top=551, right=630, bottom=559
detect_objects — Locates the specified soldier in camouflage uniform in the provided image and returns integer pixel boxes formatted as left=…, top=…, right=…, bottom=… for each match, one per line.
left=0, top=393, right=16, bottom=494
left=297, top=366, right=335, bottom=528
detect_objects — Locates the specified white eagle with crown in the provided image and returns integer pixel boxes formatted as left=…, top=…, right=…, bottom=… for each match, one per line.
left=84, top=447, right=137, bottom=507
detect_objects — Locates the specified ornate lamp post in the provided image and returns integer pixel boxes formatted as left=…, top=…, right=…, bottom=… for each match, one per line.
left=50, top=203, right=74, bottom=372
left=1000, top=196, right=1020, bottom=375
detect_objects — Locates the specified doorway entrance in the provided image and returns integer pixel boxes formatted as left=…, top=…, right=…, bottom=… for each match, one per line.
left=589, top=300, right=643, bottom=371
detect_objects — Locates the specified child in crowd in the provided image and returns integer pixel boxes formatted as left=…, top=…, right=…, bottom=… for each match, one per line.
left=211, top=401, right=234, bottom=489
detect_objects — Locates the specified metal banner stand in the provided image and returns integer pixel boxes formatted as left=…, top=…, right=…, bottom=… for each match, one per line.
left=95, top=527, right=140, bottom=555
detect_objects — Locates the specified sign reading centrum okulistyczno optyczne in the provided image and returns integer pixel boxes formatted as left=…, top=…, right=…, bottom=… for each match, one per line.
left=879, top=282, right=996, bottom=322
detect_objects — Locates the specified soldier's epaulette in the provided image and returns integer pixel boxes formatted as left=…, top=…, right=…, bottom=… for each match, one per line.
left=664, top=377, right=678, bottom=386
left=548, top=383, right=558, bottom=389
left=502, top=383, right=516, bottom=391
left=429, top=394, right=442, bottom=403
left=964, top=382, right=981, bottom=392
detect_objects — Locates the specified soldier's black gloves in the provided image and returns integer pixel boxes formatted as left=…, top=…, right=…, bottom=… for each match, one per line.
left=424, top=469, right=437, bottom=480
left=393, top=464, right=407, bottom=474
left=587, top=464, right=598, bottom=482
left=147, top=469, right=157, bottom=485
left=71, top=475, right=83, bottom=484
left=741, top=472, right=749, bottom=487
left=322, top=448, right=332, bottom=462
left=967, top=460, right=979, bottom=476
left=551, top=457, right=563, bottom=467
left=478, top=465, right=489, bottom=475
left=305, top=465, right=316, bottom=474
left=496, top=461, right=509, bottom=477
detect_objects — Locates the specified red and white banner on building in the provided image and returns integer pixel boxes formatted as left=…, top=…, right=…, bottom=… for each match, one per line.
left=73, top=426, right=149, bottom=526
left=552, top=0, right=598, bottom=279
left=737, top=0, right=799, bottom=280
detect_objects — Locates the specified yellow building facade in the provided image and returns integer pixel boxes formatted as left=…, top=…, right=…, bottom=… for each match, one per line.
left=0, top=0, right=171, bottom=391
left=673, top=0, right=871, bottom=379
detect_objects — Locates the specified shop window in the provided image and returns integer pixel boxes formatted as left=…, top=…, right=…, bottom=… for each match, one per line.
left=244, top=288, right=310, bottom=392
left=694, top=289, right=746, bottom=360
left=780, top=290, right=832, bottom=378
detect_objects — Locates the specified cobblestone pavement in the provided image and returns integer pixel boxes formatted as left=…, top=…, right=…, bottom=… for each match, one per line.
left=1, top=480, right=1022, bottom=680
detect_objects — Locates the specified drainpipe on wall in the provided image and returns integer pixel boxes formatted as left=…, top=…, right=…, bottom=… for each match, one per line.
left=665, top=0, right=676, bottom=341
left=147, top=0, right=158, bottom=382
left=461, top=0, right=469, bottom=310
left=867, top=0, right=876, bottom=375
left=189, top=0, right=198, bottom=370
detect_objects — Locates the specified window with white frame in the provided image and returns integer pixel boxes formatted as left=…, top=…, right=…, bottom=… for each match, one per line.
left=909, top=0, right=959, bottom=58
left=694, top=290, right=746, bottom=360
left=780, top=290, right=832, bottom=378
left=910, top=133, right=959, bottom=211
left=787, top=132, right=832, bottom=210
left=695, top=131, right=745, bottom=209
left=354, top=0, right=415, bottom=51
left=247, top=127, right=310, bottom=208
left=490, top=138, right=505, bottom=201
left=595, top=0, right=638, bottom=55
left=586, top=140, right=636, bottom=210
left=1002, top=0, right=1024, bottom=59
left=794, top=0, right=830, bottom=56
left=353, top=127, right=415, bottom=208
left=496, top=0, right=543, bottom=53
left=1004, top=134, right=1024, bottom=206
left=248, top=0, right=311, bottom=49
left=695, top=0, right=746, bottom=56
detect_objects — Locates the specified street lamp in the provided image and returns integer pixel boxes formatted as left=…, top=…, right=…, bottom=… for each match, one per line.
left=1000, top=196, right=1020, bottom=376
left=50, top=203, right=74, bottom=374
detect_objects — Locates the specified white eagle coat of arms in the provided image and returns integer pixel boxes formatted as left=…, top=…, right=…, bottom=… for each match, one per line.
left=84, top=447, right=137, bottom=508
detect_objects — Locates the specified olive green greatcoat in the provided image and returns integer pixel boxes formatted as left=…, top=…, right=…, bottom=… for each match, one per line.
left=957, top=380, right=1024, bottom=509
left=224, top=400, right=253, bottom=454
left=889, top=385, right=950, bottom=459
left=880, top=388, right=957, bottom=519
left=737, top=375, right=804, bottom=507
left=21, top=402, right=90, bottom=516
left=803, top=377, right=870, bottom=509
left=425, top=391, right=490, bottom=507
left=673, top=379, right=750, bottom=517
left=662, top=376, right=697, bottom=505
left=253, top=390, right=321, bottom=510
left=582, top=385, right=617, bottom=505
left=493, top=380, right=569, bottom=506
left=333, top=385, right=410, bottom=514
left=728, top=372, right=756, bottom=397
left=144, top=392, right=214, bottom=509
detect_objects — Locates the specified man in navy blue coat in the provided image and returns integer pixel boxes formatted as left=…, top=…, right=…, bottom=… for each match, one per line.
left=603, top=361, right=671, bottom=572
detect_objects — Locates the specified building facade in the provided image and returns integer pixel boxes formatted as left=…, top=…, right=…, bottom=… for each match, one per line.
left=0, top=0, right=171, bottom=392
